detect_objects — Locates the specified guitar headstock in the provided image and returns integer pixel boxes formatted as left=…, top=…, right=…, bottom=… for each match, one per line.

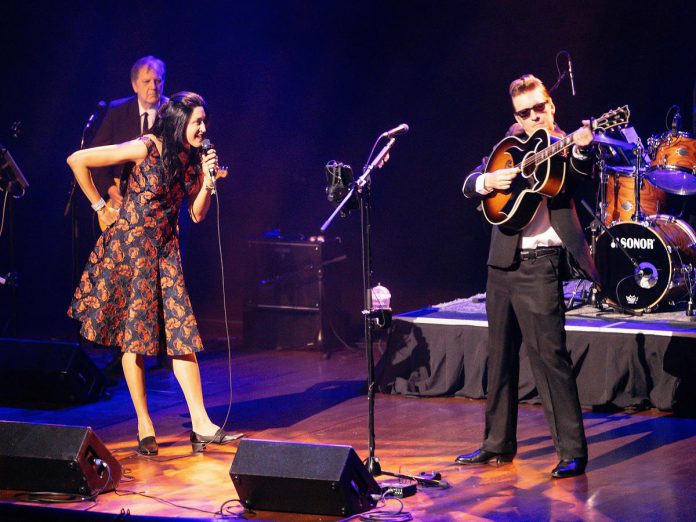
left=215, top=165, right=229, bottom=180
left=592, top=105, right=630, bottom=132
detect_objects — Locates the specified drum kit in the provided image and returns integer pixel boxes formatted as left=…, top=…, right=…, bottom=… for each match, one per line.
left=590, top=125, right=696, bottom=314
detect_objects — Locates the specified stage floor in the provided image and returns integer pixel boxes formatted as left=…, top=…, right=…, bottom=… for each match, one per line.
left=2, top=338, right=696, bottom=520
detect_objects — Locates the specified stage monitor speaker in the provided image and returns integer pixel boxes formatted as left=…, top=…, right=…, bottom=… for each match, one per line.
left=229, top=439, right=380, bottom=516
left=0, top=421, right=122, bottom=496
left=0, top=339, right=106, bottom=404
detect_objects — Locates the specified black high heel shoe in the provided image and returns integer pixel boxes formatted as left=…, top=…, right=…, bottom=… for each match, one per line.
left=137, top=433, right=158, bottom=455
left=190, top=428, right=244, bottom=452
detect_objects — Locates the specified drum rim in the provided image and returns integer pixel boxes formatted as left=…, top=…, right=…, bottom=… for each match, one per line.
left=651, top=130, right=695, bottom=141
left=596, top=220, right=677, bottom=312
left=605, top=166, right=643, bottom=177
left=647, top=214, right=696, bottom=244
left=646, top=164, right=696, bottom=175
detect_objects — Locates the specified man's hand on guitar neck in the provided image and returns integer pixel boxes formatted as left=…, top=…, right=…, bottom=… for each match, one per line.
left=97, top=204, right=119, bottom=227
left=483, top=167, right=520, bottom=192
left=574, top=120, right=593, bottom=148
left=96, top=182, right=122, bottom=231
left=107, top=184, right=124, bottom=208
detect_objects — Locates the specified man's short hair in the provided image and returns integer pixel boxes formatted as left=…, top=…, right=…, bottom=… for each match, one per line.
left=508, top=74, right=550, bottom=99
left=130, top=55, right=166, bottom=82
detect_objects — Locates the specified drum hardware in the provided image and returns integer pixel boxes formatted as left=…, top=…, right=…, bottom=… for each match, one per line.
left=566, top=279, right=592, bottom=310
left=687, top=282, right=696, bottom=318
left=596, top=156, right=608, bottom=231
left=593, top=132, right=637, bottom=151
left=631, top=140, right=646, bottom=222
left=685, top=262, right=696, bottom=318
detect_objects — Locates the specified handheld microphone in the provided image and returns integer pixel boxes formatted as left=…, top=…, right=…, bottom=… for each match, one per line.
left=567, top=55, right=576, bottom=96
left=200, top=138, right=217, bottom=193
left=381, top=123, right=410, bottom=139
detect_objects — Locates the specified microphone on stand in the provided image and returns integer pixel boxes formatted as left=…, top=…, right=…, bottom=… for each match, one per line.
left=200, top=138, right=217, bottom=194
left=86, top=101, right=107, bottom=131
left=381, top=123, right=409, bottom=139
left=672, top=106, right=681, bottom=134
left=80, top=100, right=106, bottom=149
left=567, top=55, right=576, bottom=96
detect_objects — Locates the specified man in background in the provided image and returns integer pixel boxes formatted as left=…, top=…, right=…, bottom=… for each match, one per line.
left=90, top=55, right=167, bottom=210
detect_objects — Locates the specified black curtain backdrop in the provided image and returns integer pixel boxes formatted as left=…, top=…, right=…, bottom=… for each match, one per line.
left=1, top=1, right=695, bottom=341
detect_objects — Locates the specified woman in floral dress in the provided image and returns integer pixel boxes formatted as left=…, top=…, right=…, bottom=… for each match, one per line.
left=67, top=92, right=241, bottom=455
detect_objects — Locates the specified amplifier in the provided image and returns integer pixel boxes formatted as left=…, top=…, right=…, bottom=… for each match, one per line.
left=243, top=238, right=347, bottom=351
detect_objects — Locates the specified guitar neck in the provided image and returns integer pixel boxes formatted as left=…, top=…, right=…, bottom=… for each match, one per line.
left=522, top=130, right=580, bottom=170
left=518, top=106, right=628, bottom=171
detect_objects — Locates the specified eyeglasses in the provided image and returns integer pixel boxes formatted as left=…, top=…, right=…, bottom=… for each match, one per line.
left=515, top=101, right=548, bottom=119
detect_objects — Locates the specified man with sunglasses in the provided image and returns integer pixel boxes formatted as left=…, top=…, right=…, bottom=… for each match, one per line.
left=457, top=74, right=599, bottom=479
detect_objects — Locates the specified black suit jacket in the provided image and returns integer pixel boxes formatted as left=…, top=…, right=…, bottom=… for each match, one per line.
left=88, top=95, right=143, bottom=198
left=463, top=125, right=600, bottom=283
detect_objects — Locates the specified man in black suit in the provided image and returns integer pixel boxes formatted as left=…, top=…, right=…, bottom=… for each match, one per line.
left=90, top=55, right=166, bottom=208
left=457, top=74, right=598, bottom=479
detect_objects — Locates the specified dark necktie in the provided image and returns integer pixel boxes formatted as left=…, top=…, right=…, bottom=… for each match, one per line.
left=142, top=112, right=149, bottom=133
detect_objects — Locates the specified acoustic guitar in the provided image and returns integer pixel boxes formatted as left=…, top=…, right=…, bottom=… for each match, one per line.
left=481, top=106, right=630, bottom=230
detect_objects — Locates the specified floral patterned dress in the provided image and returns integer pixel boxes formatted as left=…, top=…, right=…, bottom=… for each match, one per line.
left=68, top=136, right=203, bottom=356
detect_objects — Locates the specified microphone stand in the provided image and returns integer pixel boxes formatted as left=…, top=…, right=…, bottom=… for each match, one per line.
left=64, top=105, right=102, bottom=336
left=631, top=142, right=645, bottom=223
left=320, top=136, right=398, bottom=476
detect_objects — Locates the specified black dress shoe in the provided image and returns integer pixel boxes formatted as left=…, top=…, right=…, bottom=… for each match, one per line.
left=137, top=434, right=158, bottom=455
left=455, top=448, right=514, bottom=465
left=190, top=428, right=244, bottom=452
left=551, top=458, right=587, bottom=478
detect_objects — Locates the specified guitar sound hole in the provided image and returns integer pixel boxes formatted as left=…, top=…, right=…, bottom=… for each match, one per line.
left=522, top=162, right=536, bottom=179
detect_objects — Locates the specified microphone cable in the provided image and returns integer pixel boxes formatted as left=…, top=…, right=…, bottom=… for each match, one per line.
left=195, top=141, right=235, bottom=444
left=209, top=184, right=235, bottom=437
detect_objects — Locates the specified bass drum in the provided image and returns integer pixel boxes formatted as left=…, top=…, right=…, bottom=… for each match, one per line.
left=595, top=215, right=696, bottom=311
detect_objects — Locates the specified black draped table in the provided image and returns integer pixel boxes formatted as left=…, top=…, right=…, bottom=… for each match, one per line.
left=375, top=298, right=696, bottom=412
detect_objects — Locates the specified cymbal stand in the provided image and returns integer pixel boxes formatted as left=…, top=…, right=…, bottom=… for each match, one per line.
left=687, top=269, right=696, bottom=318
left=596, top=156, right=608, bottom=227
left=587, top=156, right=608, bottom=308
left=631, top=141, right=646, bottom=222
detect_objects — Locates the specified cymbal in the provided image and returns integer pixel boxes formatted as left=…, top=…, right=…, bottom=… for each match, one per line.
left=593, top=133, right=636, bottom=150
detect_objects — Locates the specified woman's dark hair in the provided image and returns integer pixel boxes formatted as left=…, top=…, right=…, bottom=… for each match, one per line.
left=150, top=91, right=207, bottom=180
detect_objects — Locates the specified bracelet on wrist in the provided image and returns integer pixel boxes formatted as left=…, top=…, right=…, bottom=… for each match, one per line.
left=91, top=198, right=106, bottom=212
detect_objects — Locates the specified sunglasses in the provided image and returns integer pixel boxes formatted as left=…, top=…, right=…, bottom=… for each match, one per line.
left=515, top=101, right=548, bottom=119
